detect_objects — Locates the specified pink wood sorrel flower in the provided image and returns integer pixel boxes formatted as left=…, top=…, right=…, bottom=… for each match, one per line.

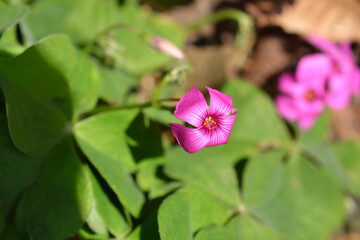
left=276, top=64, right=326, bottom=130
left=307, top=36, right=360, bottom=109
left=276, top=36, right=360, bottom=130
left=169, top=87, right=237, bottom=153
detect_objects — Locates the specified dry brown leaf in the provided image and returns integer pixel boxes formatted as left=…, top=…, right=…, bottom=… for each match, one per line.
left=247, top=0, right=360, bottom=42
left=276, top=0, right=360, bottom=42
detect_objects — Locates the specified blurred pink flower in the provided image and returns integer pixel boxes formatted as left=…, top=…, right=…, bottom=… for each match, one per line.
left=276, top=37, right=360, bottom=130
left=276, top=62, right=327, bottom=130
left=169, top=87, right=237, bottom=153
left=307, top=36, right=360, bottom=109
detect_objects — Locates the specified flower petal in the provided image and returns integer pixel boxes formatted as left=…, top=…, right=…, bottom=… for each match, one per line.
left=299, top=114, right=317, bottom=130
left=278, top=72, right=304, bottom=97
left=307, top=36, right=342, bottom=59
left=295, top=98, right=324, bottom=115
left=206, top=114, right=237, bottom=147
left=326, top=74, right=351, bottom=109
left=275, top=96, right=298, bottom=121
left=295, top=54, right=332, bottom=89
left=174, top=87, right=208, bottom=127
left=207, top=87, right=233, bottom=116
left=298, top=100, right=324, bottom=114
left=340, top=43, right=354, bottom=62
left=169, top=123, right=207, bottom=153
left=328, top=74, right=351, bottom=92
left=326, top=92, right=350, bottom=110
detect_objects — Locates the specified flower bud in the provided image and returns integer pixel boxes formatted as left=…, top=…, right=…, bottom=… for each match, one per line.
left=151, top=37, right=184, bottom=59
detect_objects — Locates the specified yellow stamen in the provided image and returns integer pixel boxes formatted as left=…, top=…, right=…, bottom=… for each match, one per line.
left=203, top=116, right=217, bottom=130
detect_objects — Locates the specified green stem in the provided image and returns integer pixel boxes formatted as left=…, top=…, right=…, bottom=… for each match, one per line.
left=152, top=76, right=172, bottom=108
left=81, top=98, right=179, bottom=120
left=187, top=8, right=255, bottom=68
left=87, top=102, right=152, bottom=116
left=187, top=9, right=250, bottom=32
left=151, top=65, right=191, bottom=107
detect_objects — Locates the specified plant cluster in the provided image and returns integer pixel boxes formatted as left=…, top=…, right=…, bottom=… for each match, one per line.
left=0, top=1, right=359, bottom=240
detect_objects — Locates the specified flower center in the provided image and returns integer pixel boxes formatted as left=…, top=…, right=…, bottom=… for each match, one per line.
left=332, top=61, right=340, bottom=73
left=304, top=89, right=316, bottom=102
left=203, top=116, right=217, bottom=130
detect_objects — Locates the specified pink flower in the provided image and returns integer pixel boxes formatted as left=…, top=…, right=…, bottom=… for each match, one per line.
left=169, top=87, right=237, bottom=153
left=276, top=37, right=360, bottom=130
left=276, top=60, right=327, bottom=130
left=307, top=36, right=360, bottom=109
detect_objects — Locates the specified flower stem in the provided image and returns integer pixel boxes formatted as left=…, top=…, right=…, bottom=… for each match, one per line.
left=152, top=75, right=172, bottom=108
left=87, top=102, right=152, bottom=116
left=187, top=8, right=255, bottom=68
left=81, top=98, right=179, bottom=120
left=187, top=9, right=251, bottom=31
left=152, top=65, right=191, bottom=107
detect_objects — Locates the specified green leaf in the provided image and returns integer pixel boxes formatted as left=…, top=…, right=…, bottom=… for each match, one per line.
left=68, top=51, right=101, bottom=116
left=0, top=198, right=3, bottom=234
left=74, top=109, right=138, bottom=171
left=186, top=185, right=233, bottom=232
left=74, top=110, right=145, bottom=217
left=137, top=156, right=181, bottom=198
left=136, top=157, right=166, bottom=192
left=158, top=190, right=192, bottom=240
left=0, top=3, right=27, bottom=32
left=98, top=65, right=136, bottom=105
left=298, top=109, right=331, bottom=142
left=194, top=216, right=241, bottom=240
left=332, top=141, right=360, bottom=195
left=0, top=33, right=100, bottom=115
left=222, top=79, right=290, bottom=146
left=143, top=180, right=231, bottom=232
left=0, top=35, right=72, bottom=107
left=297, top=110, right=344, bottom=185
left=0, top=219, right=26, bottom=240
left=195, top=214, right=280, bottom=240
left=0, top=26, right=25, bottom=58
left=0, top=78, right=67, bottom=156
left=0, top=116, right=43, bottom=222
left=22, top=0, right=120, bottom=44
left=86, top=203, right=108, bottom=236
left=149, top=182, right=182, bottom=199
left=0, top=34, right=102, bottom=154
left=238, top=214, right=280, bottom=240
left=300, top=141, right=346, bottom=186
left=126, top=113, right=164, bottom=162
left=88, top=168, right=131, bottom=238
left=243, top=151, right=345, bottom=240
left=15, top=137, right=93, bottom=240
left=126, top=212, right=160, bottom=240
left=164, top=147, right=241, bottom=207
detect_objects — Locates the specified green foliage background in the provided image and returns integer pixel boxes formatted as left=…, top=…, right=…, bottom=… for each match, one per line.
left=0, top=0, right=359, bottom=240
